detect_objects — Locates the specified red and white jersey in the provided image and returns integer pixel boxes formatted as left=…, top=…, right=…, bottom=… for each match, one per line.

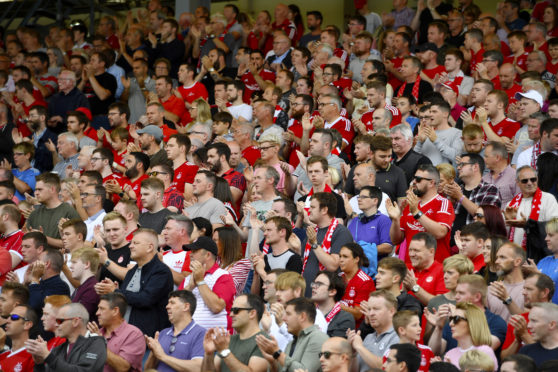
left=241, top=69, right=276, bottom=103
left=504, top=52, right=529, bottom=72
left=360, top=104, right=402, bottom=131
left=488, top=117, right=521, bottom=139
left=0, top=347, right=34, bottom=372
left=163, top=249, right=191, bottom=274
left=272, top=19, right=297, bottom=40
left=382, top=343, right=434, bottom=372
left=340, top=269, right=375, bottom=308
left=172, top=162, right=198, bottom=194
left=324, top=116, right=354, bottom=146
left=177, top=81, right=208, bottom=103
left=400, top=194, right=454, bottom=264
left=333, top=48, right=348, bottom=67
left=273, top=105, right=284, bottom=123
left=0, top=230, right=23, bottom=258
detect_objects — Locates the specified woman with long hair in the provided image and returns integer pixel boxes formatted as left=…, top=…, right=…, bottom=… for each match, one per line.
left=478, top=234, right=508, bottom=285
left=214, top=177, right=239, bottom=223
left=338, top=242, right=375, bottom=326
left=473, top=204, right=507, bottom=237
left=444, top=302, right=498, bottom=370
left=213, top=226, right=251, bottom=296
left=544, top=5, right=558, bottom=37
left=288, top=4, right=304, bottom=45
left=181, top=98, right=212, bottom=133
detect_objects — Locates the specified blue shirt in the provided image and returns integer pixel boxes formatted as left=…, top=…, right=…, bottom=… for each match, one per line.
left=157, top=320, right=206, bottom=372
left=12, top=167, right=40, bottom=201
left=537, top=255, right=558, bottom=304
left=347, top=212, right=392, bottom=246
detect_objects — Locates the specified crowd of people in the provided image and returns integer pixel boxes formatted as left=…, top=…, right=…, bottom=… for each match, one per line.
left=1, top=0, right=558, bottom=371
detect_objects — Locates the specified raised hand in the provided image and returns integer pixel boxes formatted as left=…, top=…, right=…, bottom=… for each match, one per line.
left=385, top=198, right=401, bottom=220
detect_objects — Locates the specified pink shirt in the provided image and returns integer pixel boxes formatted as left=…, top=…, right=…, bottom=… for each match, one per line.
left=101, top=321, right=145, bottom=372
left=445, top=345, right=497, bottom=371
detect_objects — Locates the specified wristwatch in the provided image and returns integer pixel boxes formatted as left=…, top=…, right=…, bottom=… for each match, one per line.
left=412, top=284, right=420, bottom=293
left=503, top=296, right=513, bottom=305
left=413, top=211, right=423, bottom=220
left=311, top=243, right=320, bottom=250
left=273, top=350, right=282, bottom=360
left=219, top=349, right=231, bottom=358
left=104, top=260, right=111, bottom=268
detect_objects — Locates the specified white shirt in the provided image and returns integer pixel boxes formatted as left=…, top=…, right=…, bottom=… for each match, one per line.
left=85, top=210, right=106, bottom=241
left=228, top=103, right=253, bottom=121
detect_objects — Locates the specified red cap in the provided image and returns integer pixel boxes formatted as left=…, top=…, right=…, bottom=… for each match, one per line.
left=441, top=81, right=459, bottom=95
left=75, top=107, right=92, bottom=121
left=354, top=0, right=367, bottom=9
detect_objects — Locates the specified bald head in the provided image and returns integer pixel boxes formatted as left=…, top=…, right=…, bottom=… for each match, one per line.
left=499, top=63, right=517, bottom=89
left=323, top=337, right=352, bottom=355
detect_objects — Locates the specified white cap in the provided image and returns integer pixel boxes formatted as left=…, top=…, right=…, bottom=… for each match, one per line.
left=515, top=90, right=544, bottom=108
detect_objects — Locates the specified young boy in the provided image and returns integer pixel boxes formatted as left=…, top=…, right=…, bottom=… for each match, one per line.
left=546, top=38, right=558, bottom=75
left=504, top=31, right=529, bottom=74
left=211, top=111, right=234, bottom=142
left=109, top=127, right=128, bottom=173
left=395, top=95, right=419, bottom=132
left=390, top=310, right=435, bottom=372
left=456, top=222, right=488, bottom=273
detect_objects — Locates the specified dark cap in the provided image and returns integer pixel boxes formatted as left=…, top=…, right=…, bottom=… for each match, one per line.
left=183, top=236, right=218, bottom=256
left=416, top=42, right=439, bottom=54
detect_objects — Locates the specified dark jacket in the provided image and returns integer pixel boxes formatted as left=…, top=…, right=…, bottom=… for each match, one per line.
left=29, top=275, right=71, bottom=314
left=116, top=254, right=173, bottom=337
left=34, top=335, right=107, bottom=372
left=47, top=87, right=90, bottom=121
left=35, top=128, right=58, bottom=172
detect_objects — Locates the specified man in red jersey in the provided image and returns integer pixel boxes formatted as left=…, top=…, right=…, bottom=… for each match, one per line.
left=176, top=63, right=208, bottom=125
left=122, top=152, right=149, bottom=209
left=0, top=305, right=35, bottom=371
left=165, top=134, right=198, bottom=194
left=357, top=81, right=401, bottom=134
left=402, top=232, right=447, bottom=305
left=233, top=123, right=261, bottom=166
left=387, top=164, right=454, bottom=264
left=272, top=3, right=297, bottom=41
left=90, top=148, right=130, bottom=204
left=477, top=90, right=520, bottom=142
left=241, top=50, right=276, bottom=103
left=317, top=94, right=353, bottom=153
left=417, top=43, right=445, bottom=85
left=0, top=204, right=25, bottom=278
left=153, top=75, right=184, bottom=125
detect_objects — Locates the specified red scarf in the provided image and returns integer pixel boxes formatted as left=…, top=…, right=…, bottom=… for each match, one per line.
left=397, top=74, right=422, bottom=102
left=262, top=221, right=295, bottom=254
left=508, top=188, right=543, bottom=248
left=324, top=302, right=342, bottom=324
left=531, top=141, right=541, bottom=169
left=304, top=184, right=333, bottom=214
left=302, top=218, right=339, bottom=273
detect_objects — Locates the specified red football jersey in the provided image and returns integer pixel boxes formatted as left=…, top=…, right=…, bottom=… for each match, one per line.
left=241, top=146, right=261, bottom=166
left=177, top=82, right=209, bottom=124
left=172, top=162, right=198, bottom=194
left=0, top=348, right=34, bottom=372
left=408, top=260, right=447, bottom=296
left=400, top=194, right=455, bottom=264
left=241, top=70, right=276, bottom=103
left=488, top=117, right=520, bottom=139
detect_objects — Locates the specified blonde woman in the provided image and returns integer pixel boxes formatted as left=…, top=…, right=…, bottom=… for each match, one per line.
left=444, top=302, right=498, bottom=370
left=180, top=98, right=212, bottom=133
left=436, top=163, right=455, bottom=197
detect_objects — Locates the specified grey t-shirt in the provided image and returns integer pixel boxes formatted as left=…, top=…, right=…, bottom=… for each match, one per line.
left=221, top=331, right=266, bottom=372
left=413, top=127, right=463, bottom=166
left=139, top=208, right=173, bottom=234
left=302, top=224, right=353, bottom=296
left=358, top=328, right=400, bottom=372
left=185, top=197, right=228, bottom=224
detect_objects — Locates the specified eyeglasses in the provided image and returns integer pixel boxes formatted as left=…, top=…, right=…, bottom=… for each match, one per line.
left=448, top=315, right=468, bottom=324
left=319, top=351, right=342, bottom=359
left=357, top=194, right=372, bottom=199
left=9, top=314, right=29, bottom=321
left=311, top=281, right=328, bottom=288
left=519, top=177, right=537, bottom=184
left=55, top=317, right=78, bottom=325
left=190, top=130, right=206, bottom=135
left=474, top=213, right=484, bottom=219
left=456, top=162, right=474, bottom=168
left=413, top=176, right=432, bottom=183
left=258, top=145, right=276, bottom=151
left=318, top=102, right=335, bottom=107
left=230, top=307, right=253, bottom=315
left=169, top=336, right=178, bottom=353
left=90, top=157, right=104, bottom=162
left=148, top=171, right=168, bottom=176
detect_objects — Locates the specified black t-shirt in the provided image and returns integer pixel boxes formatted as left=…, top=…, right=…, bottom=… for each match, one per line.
left=519, top=343, right=558, bottom=367
left=451, top=188, right=473, bottom=246
left=85, top=72, right=117, bottom=116
left=139, top=208, right=174, bottom=234
left=100, top=243, right=131, bottom=284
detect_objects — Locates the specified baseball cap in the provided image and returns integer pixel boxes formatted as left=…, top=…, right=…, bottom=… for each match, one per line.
left=416, top=42, right=439, bottom=54
left=75, top=107, right=92, bottom=121
left=183, top=236, right=218, bottom=256
left=441, top=81, right=460, bottom=95
left=136, top=125, right=163, bottom=142
left=515, top=90, right=543, bottom=108
left=354, top=0, right=367, bottom=9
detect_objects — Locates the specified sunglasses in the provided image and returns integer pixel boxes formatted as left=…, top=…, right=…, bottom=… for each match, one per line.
left=519, top=177, right=537, bottom=184
left=413, top=176, right=432, bottom=183
left=230, top=307, right=253, bottom=315
left=319, top=351, right=342, bottom=359
left=148, top=171, right=168, bottom=176
left=55, top=317, right=78, bottom=325
left=9, top=314, right=28, bottom=321
left=448, top=315, right=468, bottom=324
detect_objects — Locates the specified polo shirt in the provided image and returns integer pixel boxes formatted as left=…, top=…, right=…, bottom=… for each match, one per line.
left=101, top=321, right=145, bottom=372
left=358, top=328, right=399, bottom=372
left=408, top=261, right=446, bottom=297
left=157, top=321, right=206, bottom=372
left=347, top=212, right=392, bottom=248
left=392, top=150, right=432, bottom=186
left=375, top=163, right=407, bottom=201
